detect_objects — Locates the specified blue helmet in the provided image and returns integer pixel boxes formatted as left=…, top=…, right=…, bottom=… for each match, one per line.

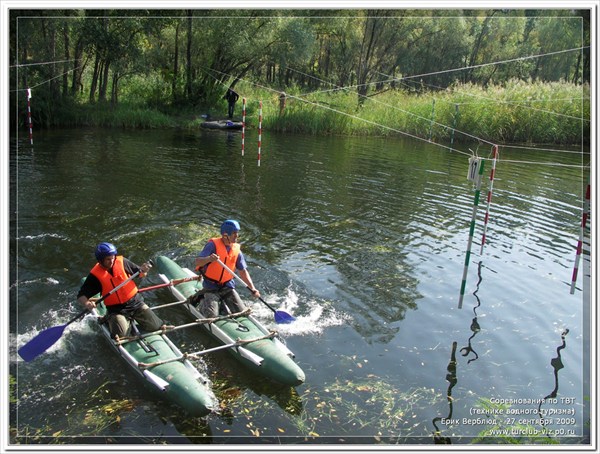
left=220, top=219, right=240, bottom=235
left=95, top=242, right=117, bottom=261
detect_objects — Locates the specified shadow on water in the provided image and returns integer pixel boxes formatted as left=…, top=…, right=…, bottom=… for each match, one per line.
left=459, top=261, right=483, bottom=364
left=431, top=260, right=483, bottom=444
left=431, top=341, right=458, bottom=444
left=537, top=329, right=569, bottom=438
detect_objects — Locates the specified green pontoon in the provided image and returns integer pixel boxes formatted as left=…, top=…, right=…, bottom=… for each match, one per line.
left=93, top=301, right=216, bottom=417
left=155, top=256, right=305, bottom=387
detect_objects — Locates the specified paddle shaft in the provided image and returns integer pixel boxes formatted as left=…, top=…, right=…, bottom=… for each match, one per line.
left=89, top=258, right=153, bottom=304
left=138, top=275, right=200, bottom=293
left=138, top=331, right=275, bottom=369
left=74, top=269, right=144, bottom=322
left=115, top=308, right=252, bottom=344
left=18, top=264, right=147, bottom=362
left=95, top=269, right=142, bottom=304
left=215, top=258, right=279, bottom=314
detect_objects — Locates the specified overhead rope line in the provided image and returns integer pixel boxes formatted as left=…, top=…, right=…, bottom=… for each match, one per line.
left=11, top=63, right=86, bottom=93
left=394, top=77, right=590, bottom=123
left=389, top=76, right=588, bottom=158
left=286, top=65, right=496, bottom=147
left=204, top=66, right=475, bottom=158
left=10, top=58, right=81, bottom=68
left=207, top=67, right=587, bottom=170
left=302, top=46, right=588, bottom=97
left=498, top=144, right=586, bottom=155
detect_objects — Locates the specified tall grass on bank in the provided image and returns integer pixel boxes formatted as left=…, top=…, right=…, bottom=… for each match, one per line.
left=53, top=102, right=177, bottom=129
left=41, top=80, right=588, bottom=145
left=258, top=79, right=589, bottom=145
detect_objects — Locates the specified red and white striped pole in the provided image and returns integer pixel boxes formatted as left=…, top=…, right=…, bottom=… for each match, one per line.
left=27, top=87, right=33, bottom=145
left=570, top=182, right=590, bottom=294
left=257, top=100, right=262, bottom=166
left=241, top=97, right=246, bottom=156
left=480, top=144, right=499, bottom=254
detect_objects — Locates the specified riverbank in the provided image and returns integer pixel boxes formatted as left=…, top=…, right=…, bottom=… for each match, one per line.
left=37, top=80, right=589, bottom=145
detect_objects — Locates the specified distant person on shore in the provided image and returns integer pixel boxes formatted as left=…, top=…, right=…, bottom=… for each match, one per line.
left=224, top=88, right=240, bottom=119
left=279, top=91, right=286, bottom=115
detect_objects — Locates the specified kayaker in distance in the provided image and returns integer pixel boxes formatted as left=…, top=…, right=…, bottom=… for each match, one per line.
left=187, top=220, right=261, bottom=317
left=77, top=242, right=166, bottom=338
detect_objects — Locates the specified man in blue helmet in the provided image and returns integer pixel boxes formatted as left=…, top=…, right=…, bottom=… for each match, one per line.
left=77, top=242, right=166, bottom=339
left=190, top=220, right=260, bottom=318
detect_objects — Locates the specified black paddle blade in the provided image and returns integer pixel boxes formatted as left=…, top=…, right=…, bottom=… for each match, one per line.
left=274, top=310, right=296, bottom=324
left=17, top=324, right=68, bottom=362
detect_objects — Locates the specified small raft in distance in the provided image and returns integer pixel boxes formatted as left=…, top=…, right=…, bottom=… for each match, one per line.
left=201, top=119, right=243, bottom=130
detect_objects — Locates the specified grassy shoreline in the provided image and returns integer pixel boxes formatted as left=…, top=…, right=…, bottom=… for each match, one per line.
left=43, top=80, right=589, bottom=145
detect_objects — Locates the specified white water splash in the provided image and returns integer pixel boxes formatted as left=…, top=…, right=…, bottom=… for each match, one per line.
left=13, top=310, right=97, bottom=363
left=10, top=277, right=60, bottom=290
left=17, top=233, right=67, bottom=241
left=251, top=287, right=350, bottom=336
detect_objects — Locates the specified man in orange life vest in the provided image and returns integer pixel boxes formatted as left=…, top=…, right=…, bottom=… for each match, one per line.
left=190, top=220, right=260, bottom=318
left=77, top=242, right=165, bottom=338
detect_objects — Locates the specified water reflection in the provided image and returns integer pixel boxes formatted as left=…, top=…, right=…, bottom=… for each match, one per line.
left=10, top=130, right=587, bottom=443
left=225, top=131, right=238, bottom=150
left=432, top=261, right=484, bottom=443
left=215, top=379, right=304, bottom=425
left=432, top=341, right=458, bottom=444
left=460, top=261, right=483, bottom=364
left=537, top=329, right=569, bottom=436
left=336, top=247, right=421, bottom=343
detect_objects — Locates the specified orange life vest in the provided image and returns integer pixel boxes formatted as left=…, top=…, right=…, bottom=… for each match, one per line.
left=90, top=255, right=138, bottom=306
left=202, top=237, right=241, bottom=284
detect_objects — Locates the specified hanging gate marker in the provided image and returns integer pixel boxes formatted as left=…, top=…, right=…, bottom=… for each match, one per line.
left=257, top=100, right=263, bottom=166
left=428, top=98, right=436, bottom=141
left=450, top=104, right=459, bottom=152
left=570, top=182, right=591, bottom=294
left=241, top=97, right=246, bottom=156
left=480, top=144, right=499, bottom=254
left=27, top=87, right=33, bottom=145
left=459, top=157, right=485, bottom=309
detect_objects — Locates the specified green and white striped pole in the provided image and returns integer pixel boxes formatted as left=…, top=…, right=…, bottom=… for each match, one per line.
left=459, top=158, right=485, bottom=308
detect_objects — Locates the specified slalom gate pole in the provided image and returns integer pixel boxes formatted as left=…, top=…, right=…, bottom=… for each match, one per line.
left=242, top=97, right=246, bottom=156
left=480, top=144, right=499, bottom=254
left=257, top=100, right=262, bottom=166
left=450, top=104, right=459, bottom=151
left=428, top=99, right=436, bottom=141
left=459, top=158, right=485, bottom=309
left=27, top=88, right=33, bottom=145
left=570, top=182, right=590, bottom=294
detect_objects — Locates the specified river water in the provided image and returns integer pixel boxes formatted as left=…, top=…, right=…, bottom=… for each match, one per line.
left=8, top=127, right=591, bottom=447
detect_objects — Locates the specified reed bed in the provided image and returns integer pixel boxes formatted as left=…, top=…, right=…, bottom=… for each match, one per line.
left=46, top=80, right=588, bottom=145
left=255, top=79, right=588, bottom=144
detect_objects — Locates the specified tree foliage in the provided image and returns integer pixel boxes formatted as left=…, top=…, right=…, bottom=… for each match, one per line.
left=9, top=8, right=590, bottom=125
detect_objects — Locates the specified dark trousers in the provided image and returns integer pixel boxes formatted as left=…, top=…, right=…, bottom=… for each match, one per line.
left=228, top=102, right=236, bottom=119
left=188, top=287, right=246, bottom=318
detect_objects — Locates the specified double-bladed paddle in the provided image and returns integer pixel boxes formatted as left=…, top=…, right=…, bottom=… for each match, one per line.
left=215, top=258, right=296, bottom=324
left=18, top=268, right=143, bottom=362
